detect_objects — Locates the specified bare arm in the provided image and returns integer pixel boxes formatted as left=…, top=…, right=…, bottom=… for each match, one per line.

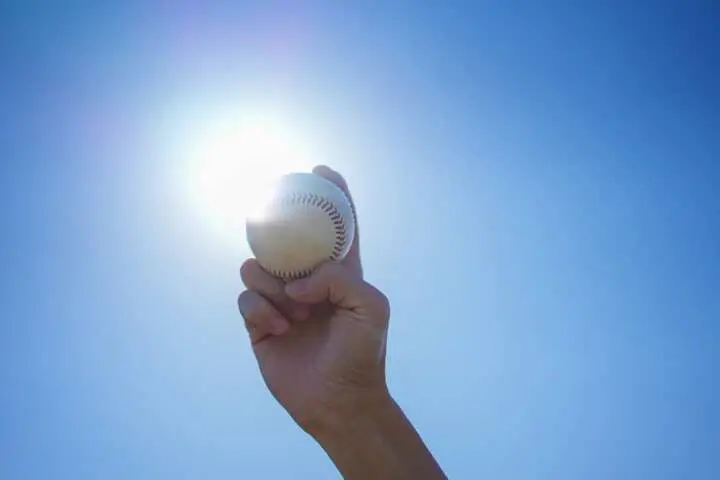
left=238, top=166, right=446, bottom=479
left=310, top=393, right=447, bottom=480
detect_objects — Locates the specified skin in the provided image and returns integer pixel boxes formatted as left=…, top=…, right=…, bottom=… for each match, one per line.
left=237, top=165, right=447, bottom=479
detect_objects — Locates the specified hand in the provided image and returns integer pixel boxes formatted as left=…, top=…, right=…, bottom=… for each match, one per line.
left=238, top=166, right=446, bottom=479
left=237, top=165, right=391, bottom=433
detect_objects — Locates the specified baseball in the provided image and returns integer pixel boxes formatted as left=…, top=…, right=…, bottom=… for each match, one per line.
left=245, top=172, right=356, bottom=280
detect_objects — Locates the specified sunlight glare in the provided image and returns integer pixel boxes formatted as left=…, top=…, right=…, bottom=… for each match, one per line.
left=183, top=112, right=315, bottom=244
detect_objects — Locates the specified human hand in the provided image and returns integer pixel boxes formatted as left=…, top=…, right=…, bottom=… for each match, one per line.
left=237, top=165, right=391, bottom=433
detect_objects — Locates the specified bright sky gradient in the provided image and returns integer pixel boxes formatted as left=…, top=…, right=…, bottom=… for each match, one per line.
left=1, top=2, right=719, bottom=479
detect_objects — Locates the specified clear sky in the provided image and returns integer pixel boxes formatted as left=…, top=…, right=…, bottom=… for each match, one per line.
left=1, top=2, right=718, bottom=479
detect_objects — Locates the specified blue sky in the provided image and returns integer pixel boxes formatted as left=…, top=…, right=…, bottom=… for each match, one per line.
left=1, top=1, right=718, bottom=479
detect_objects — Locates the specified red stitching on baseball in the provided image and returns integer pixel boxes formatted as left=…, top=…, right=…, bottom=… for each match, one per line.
left=269, top=191, right=349, bottom=278
left=297, top=193, right=348, bottom=262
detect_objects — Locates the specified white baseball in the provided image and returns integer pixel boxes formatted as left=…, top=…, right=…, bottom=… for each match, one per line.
left=245, top=172, right=356, bottom=280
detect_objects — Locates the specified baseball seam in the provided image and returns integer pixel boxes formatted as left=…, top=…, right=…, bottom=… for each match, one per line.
left=269, top=191, right=350, bottom=280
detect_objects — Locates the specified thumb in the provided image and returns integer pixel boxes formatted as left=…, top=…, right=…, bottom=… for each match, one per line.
left=285, top=262, right=390, bottom=328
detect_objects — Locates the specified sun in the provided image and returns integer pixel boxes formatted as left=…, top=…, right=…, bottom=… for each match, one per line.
left=182, top=112, right=315, bottom=243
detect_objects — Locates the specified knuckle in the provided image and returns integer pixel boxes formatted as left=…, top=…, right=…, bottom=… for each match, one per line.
left=237, top=290, right=255, bottom=315
left=242, top=260, right=284, bottom=297
left=237, top=290, right=269, bottom=320
left=369, top=286, right=391, bottom=321
left=239, top=259, right=257, bottom=285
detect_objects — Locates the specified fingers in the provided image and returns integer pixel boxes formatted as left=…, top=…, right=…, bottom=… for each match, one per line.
left=240, top=258, right=310, bottom=321
left=285, top=262, right=390, bottom=329
left=238, top=290, right=290, bottom=344
left=312, top=165, right=362, bottom=276
left=313, top=164, right=350, bottom=193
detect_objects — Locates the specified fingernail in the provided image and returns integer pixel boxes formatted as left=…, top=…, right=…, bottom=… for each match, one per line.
left=313, top=165, right=346, bottom=186
left=313, top=165, right=334, bottom=175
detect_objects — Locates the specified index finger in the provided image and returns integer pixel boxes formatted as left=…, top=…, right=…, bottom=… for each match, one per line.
left=312, top=165, right=362, bottom=278
left=240, top=258, right=310, bottom=321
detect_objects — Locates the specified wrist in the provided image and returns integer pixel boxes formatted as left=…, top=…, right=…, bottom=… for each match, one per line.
left=307, top=389, right=446, bottom=479
left=303, top=385, right=394, bottom=441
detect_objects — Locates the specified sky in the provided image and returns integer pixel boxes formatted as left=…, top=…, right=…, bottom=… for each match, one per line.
left=1, top=1, right=719, bottom=479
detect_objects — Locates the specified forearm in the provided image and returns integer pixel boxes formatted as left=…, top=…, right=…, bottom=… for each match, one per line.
left=310, top=393, right=447, bottom=480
